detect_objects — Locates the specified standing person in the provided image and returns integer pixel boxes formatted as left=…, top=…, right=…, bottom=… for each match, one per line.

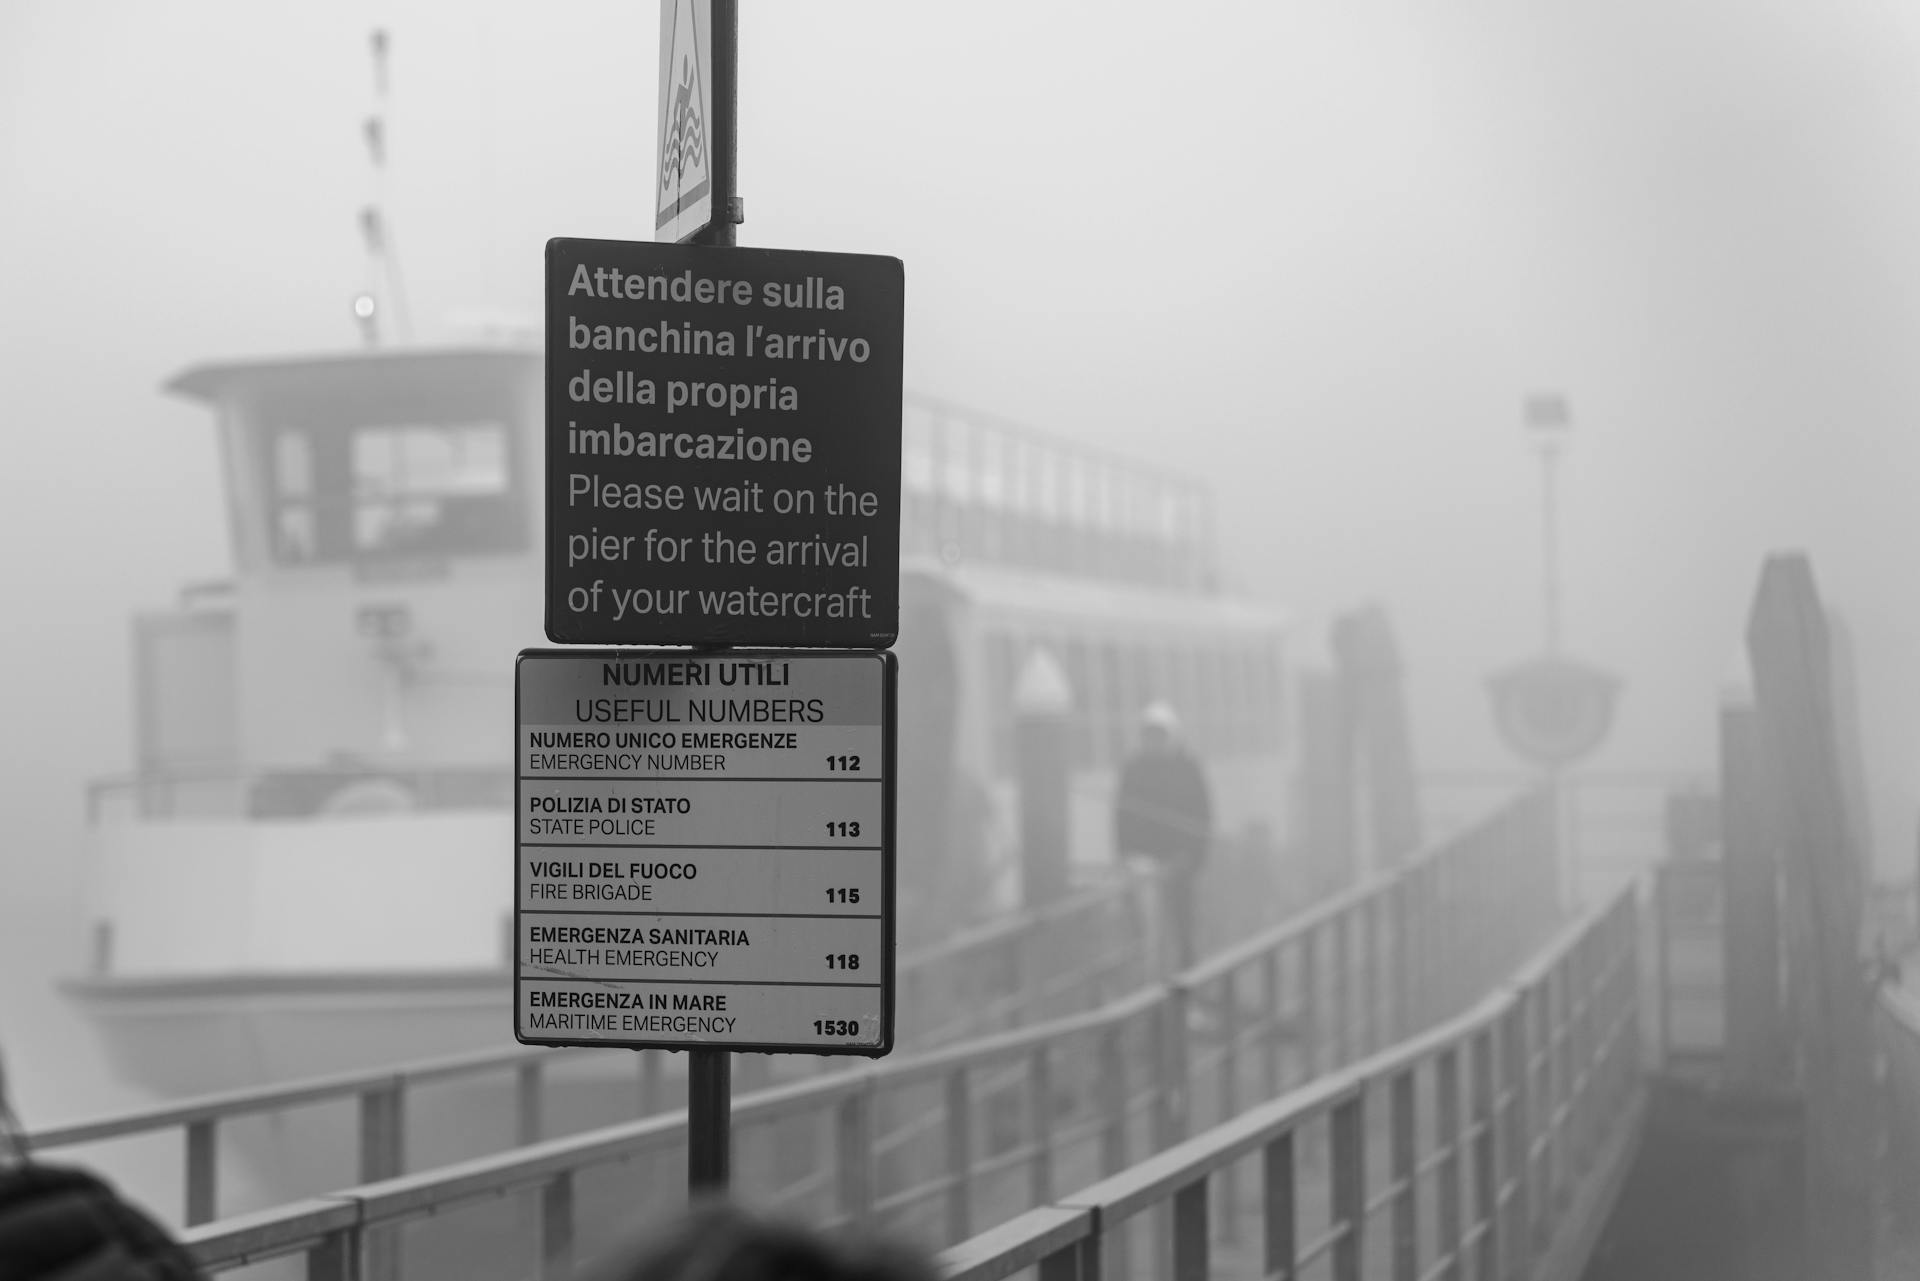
left=1114, top=701, right=1214, bottom=973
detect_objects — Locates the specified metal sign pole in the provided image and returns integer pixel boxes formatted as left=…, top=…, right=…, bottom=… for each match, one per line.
left=694, top=0, right=738, bottom=251
left=686, top=0, right=737, bottom=1196
left=687, top=1050, right=731, bottom=1192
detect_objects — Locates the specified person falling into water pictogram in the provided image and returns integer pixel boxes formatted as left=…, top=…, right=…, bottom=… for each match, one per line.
left=1114, top=701, right=1213, bottom=974
left=661, top=55, right=706, bottom=195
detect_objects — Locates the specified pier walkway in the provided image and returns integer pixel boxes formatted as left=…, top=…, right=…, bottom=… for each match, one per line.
left=35, top=774, right=1669, bottom=1281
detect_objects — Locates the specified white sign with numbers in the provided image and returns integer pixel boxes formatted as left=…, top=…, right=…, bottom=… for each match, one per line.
left=514, top=648, right=894, bottom=1054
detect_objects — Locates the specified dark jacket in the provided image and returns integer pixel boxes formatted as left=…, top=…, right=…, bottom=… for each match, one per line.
left=0, top=1162, right=205, bottom=1281
left=1114, top=746, right=1212, bottom=863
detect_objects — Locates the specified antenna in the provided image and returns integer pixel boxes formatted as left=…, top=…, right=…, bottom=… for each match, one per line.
left=354, top=27, right=413, bottom=346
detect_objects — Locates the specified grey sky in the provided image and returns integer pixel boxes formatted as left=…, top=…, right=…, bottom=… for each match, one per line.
left=3, top=0, right=1919, bottom=890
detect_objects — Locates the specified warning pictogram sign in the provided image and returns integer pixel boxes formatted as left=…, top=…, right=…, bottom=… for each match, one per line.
left=656, top=0, right=713, bottom=243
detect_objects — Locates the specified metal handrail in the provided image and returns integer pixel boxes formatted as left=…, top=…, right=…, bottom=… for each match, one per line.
left=937, top=887, right=1645, bottom=1281
left=168, top=785, right=1563, bottom=1279
left=25, top=870, right=1154, bottom=1211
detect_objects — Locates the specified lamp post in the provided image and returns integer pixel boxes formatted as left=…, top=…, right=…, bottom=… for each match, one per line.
left=1522, top=392, right=1577, bottom=913
left=1524, top=392, right=1572, bottom=655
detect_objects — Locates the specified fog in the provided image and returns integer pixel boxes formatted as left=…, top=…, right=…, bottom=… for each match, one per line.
left=4, top=0, right=1920, bottom=1207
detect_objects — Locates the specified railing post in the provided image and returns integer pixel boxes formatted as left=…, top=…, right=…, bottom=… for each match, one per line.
left=1539, top=972, right=1562, bottom=1229
left=1039, top=1237, right=1097, bottom=1281
left=1390, top=1068, right=1417, bottom=1281
left=185, top=1118, right=217, bottom=1227
left=1361, top=898, right=1380, bottom=1056
left=1392, top=876, right=1413, bottom=1040
left=1436, top=1045, right=1464, bottom=1281
left=944, top=1067, right=973, bottom=1244
left=1331, top=911, right=1351, bottom=1067
left=1155, top=984, right=1191, bottom=1150
left=1218, top=969, right=1242, bottom=1245
left=1552, top=969, right=1570, bottom=1226
left=540, top=1170, right=574, bottom=1281
left=1007, top=921, right=1030, bottom=1028
left=1378, top=889, right=1396, bottom=1048
left=1263, top=1131, right=1296, bottom=1281
left=1172, top=1178, right=1210, bottom=1281
left=1300, top=929, right=1321, bottom=1079
left=1148, top=982, right=1191, bottom=1281
left=1561, top=944, right=1585, bottom=1187
left=359, top=1082, right=405, bottom=1281
left=517, top=1060, right=544, bottom=1147
left=1471, top=1026, right=1500, bottom=1281
left=1500, top=997, right=1533, bottom=1281
left=1219, top=969, right=1241, bottom=1128
left=307, top=1227, right=356, bottom=1281
left=1029, top=1045, right=1054, bottom=1204
left=1436, top=845, right=1459, bottom=1014
left=1097, top=1023, right=1127, bottom=1175
left=1623, top=890, right=1646, bottom=1076
left=1652, top=865, right=1672, bottom=1067
left=1264, top=947, right=1285, bottom=1096
left=837, top=1077, right=874, bottom=1229
left=1571, top=938, right=1594, bottom=1178
left=1330, top=1092, right=1365, bottom=1281
left=359, top=1082, right=406, bottom=1181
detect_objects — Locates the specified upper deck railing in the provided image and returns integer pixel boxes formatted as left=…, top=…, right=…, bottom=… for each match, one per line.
left=901, top=393, right=1217, bottom=593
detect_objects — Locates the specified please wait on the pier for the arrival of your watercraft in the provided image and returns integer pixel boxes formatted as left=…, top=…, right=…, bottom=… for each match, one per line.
left=542, top=236, right=905, bottom=651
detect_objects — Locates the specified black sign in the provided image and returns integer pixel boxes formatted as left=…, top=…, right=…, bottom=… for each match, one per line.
left=545, top=238, right=904, bottom=647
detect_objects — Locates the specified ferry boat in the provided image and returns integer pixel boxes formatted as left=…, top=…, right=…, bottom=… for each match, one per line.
left=65, top=341, right=1301, bottom=1120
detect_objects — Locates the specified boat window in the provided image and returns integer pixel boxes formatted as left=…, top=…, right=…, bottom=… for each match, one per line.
left=273, top=433, right=319, bottom=561
left=266, top=420, right=523, bottom=565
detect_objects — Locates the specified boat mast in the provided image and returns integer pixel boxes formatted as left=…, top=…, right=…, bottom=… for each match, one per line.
left=354, top=28, right=413, bottom=347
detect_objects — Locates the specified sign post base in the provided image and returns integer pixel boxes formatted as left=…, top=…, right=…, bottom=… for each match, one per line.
left=688, top=1048, right=731, bottom=1192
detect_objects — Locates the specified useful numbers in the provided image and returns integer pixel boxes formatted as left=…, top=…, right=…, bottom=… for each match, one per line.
left=826, top=887, right=861, bottom=904
left=825, top=820, right=861, bottom=839
left=814, top=1019, right=861, bottom=1037
left=825, top=755, right=862, bottom=771
left=825, top=954, right=861, bottom=970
